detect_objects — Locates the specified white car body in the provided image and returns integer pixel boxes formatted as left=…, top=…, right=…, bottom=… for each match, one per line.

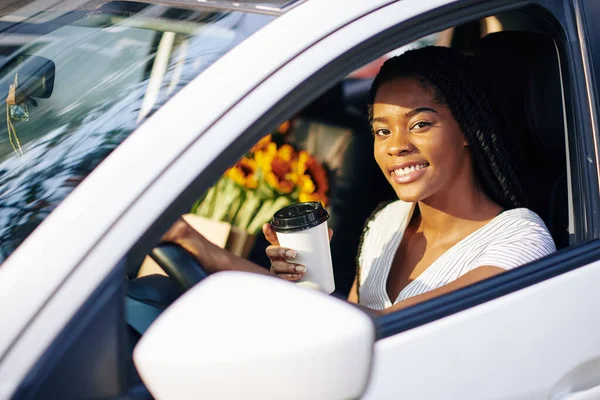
left=0, top=0, right=599, bottom=398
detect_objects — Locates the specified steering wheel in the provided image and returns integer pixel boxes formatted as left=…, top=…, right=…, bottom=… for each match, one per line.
left=149, top=243, right=210, bottom=290
left=125, top=244, right=209, bottom=337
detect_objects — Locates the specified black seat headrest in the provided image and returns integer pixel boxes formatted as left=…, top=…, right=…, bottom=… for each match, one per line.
left=476, top=31, right=570, bottom=248
left=476, top=31, right=565, bottom=167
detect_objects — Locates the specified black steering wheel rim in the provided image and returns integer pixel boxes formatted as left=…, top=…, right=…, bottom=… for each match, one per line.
left=149, top=243, right=209, bottom=290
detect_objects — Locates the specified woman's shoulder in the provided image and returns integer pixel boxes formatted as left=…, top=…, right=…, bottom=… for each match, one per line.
left=474, top=207, right=557, bottom=270
left=480, top=207, right=554, bottom=244
left=364, top=200, right=412, bottom=229
left=356, top=200, right=411, bottom=267
left=494, top=207, right=550, bottom=231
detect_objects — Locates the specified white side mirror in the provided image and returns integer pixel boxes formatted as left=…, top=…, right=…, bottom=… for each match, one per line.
left=134, top=271, right=375, bottom=400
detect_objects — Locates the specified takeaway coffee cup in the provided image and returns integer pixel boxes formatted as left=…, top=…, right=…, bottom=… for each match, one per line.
left=271, top=202, right=335, bottom=294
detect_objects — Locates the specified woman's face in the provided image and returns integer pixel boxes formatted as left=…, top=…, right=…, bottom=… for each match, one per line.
left=372, top=76, right=472, bottom=203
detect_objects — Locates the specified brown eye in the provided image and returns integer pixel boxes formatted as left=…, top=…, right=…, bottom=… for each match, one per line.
left=373, top=128, right=391, bottom=137
left=411, top=121, right=432, bottom=131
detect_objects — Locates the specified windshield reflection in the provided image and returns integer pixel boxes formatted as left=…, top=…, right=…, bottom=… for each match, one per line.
left=0, top=3, right=274, bottom=263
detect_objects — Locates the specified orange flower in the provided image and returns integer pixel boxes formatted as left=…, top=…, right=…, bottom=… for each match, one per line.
left=277, top=120, right=291, bottom=135
left=295, top=151, right=329, bottom=206
left=264, top=144, right=295, bottom=194
left=250, top=134, right=272, bottom=153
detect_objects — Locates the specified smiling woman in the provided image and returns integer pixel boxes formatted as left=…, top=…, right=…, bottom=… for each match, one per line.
left=355, top=46, right=556, bottom=311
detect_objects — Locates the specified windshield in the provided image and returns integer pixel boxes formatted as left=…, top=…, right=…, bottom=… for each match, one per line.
left=0, top=1, right=275, bottom=263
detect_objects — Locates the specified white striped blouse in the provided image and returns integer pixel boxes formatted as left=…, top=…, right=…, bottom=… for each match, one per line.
left=357, top=201, right=557, bottom=310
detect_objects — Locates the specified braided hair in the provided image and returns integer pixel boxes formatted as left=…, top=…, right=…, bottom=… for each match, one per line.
left=368, top=46, right=525, bottom=209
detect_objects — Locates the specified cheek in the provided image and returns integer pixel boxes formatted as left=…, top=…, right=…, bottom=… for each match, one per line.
left=373, top=142, right=388, bottom=172
left=416, top=129, right=466, bottom=167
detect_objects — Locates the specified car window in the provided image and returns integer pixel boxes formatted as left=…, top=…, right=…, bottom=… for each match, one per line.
left=168, top=8, right=578, bottom=306
left=0, top=2, right=275, bottom=264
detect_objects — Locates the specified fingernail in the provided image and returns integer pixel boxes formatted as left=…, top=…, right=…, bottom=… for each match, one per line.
left=293, top=274, right=301, bottom=279
left=285, top=250, right=297, bottom=259
left=295, top=265, right=307, bottom=273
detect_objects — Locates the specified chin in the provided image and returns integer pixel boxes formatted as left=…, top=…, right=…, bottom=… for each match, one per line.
left=393, top=187, right=426, bottom=203
left=390, top=175, right=441, bottom=204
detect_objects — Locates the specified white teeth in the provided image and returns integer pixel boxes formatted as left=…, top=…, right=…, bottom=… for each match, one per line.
left=393, top=163, right=428, bottom=176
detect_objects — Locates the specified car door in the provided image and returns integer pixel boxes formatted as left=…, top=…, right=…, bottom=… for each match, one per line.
left=3, top=0, right=599, bottom=398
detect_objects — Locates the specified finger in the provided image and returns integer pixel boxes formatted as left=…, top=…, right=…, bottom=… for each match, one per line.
left=266, top=245, right=297, bottom=261
left=262, top=223, right=280, bottom=246
left=328, top=228, right=334, bottom=242
left=271, top=260, right=306, bottom=274
left=277, top=273, right=302, bottom=281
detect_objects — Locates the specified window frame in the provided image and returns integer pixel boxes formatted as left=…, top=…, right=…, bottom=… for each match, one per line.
left=579, top=0, right=600, bottom=225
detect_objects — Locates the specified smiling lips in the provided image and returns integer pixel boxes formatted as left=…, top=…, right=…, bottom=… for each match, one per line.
left=389, top=162, right=429, bottom=183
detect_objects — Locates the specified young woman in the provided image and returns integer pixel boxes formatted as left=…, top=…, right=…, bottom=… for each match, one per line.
left=165, top=46, right=556, bottom=315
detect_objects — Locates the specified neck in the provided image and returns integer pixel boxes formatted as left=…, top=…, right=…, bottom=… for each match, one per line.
left=415, top=179, right=503, bottom=239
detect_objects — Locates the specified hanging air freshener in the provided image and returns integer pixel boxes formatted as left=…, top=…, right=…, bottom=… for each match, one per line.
left=9, top=103, right=29, bottom=122
left=6, top=72, right=25, bottom=157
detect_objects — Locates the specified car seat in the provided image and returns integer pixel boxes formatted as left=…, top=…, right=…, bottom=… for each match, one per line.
left=475, top=31, right=569, bottom=249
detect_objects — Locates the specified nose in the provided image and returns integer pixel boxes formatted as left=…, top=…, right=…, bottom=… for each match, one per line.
left=387, top=129, right=414, bottom=156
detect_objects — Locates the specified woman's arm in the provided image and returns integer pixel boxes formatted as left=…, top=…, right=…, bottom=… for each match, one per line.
left=371, top=265, right=505, bottom=316
left=163, top=217, right=273, bottom=277
left=347, top=276, right=359, bottom=304
left=165, top=218, right=500, bottom=317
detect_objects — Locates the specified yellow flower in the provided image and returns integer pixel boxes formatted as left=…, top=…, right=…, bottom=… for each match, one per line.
left=299, top=192, right=327, bottom=207
left=226, top=158, right=258, bottom=189
left=297, top=174, right=316, bottom=194
left=277, top=144, right=294, bottom=162
left=255, top=143, right=276, bottom=170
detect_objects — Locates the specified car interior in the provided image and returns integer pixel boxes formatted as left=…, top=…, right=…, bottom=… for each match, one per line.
left=10, top=4, right=575, bottom=400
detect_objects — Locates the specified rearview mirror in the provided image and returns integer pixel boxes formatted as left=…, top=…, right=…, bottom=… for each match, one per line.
left=134, top=272, right=375, bottom=400
left=0, top=54, right=55, bottom=101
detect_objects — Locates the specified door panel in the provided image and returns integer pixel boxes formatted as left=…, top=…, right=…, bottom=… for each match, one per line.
left=363, top=260, right=600, bottom=399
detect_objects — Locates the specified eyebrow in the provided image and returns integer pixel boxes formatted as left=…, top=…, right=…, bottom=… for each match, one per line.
left=370, top=116, right=389, bottom=124
left=404, top=107, right=438, bottom=119
left=370, top=107, right=438, bottom=124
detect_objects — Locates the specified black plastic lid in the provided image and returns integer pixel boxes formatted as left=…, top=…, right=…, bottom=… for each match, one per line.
left=271, top=202, right=329, bottom=233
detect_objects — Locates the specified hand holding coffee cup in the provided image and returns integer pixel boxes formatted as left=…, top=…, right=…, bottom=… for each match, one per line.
left=263, top=224, right=333, bottom=281
left=263, top=202, right=336, bottom=294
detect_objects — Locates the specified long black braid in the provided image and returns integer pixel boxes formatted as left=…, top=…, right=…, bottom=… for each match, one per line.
left=368, top=46, right=526, bottom=210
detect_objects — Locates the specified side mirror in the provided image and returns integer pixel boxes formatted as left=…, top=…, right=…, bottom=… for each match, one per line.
left=0, top=54, right=55, bottom=101
left=134, top=272, right=375, bottom=400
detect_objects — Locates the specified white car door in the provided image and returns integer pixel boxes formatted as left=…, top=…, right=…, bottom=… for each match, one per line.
left=3, top=0, right=599, bottom=398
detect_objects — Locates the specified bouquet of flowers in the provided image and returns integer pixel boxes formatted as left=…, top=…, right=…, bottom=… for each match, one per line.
left=191, top=123, right=329, bottom=235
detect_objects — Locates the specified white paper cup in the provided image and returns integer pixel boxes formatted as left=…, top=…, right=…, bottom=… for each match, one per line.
left=272, top=202, right=335, bottom=294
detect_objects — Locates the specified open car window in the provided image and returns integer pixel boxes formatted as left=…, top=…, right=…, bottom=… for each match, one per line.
left=0, top=2, right=275, bottom=264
